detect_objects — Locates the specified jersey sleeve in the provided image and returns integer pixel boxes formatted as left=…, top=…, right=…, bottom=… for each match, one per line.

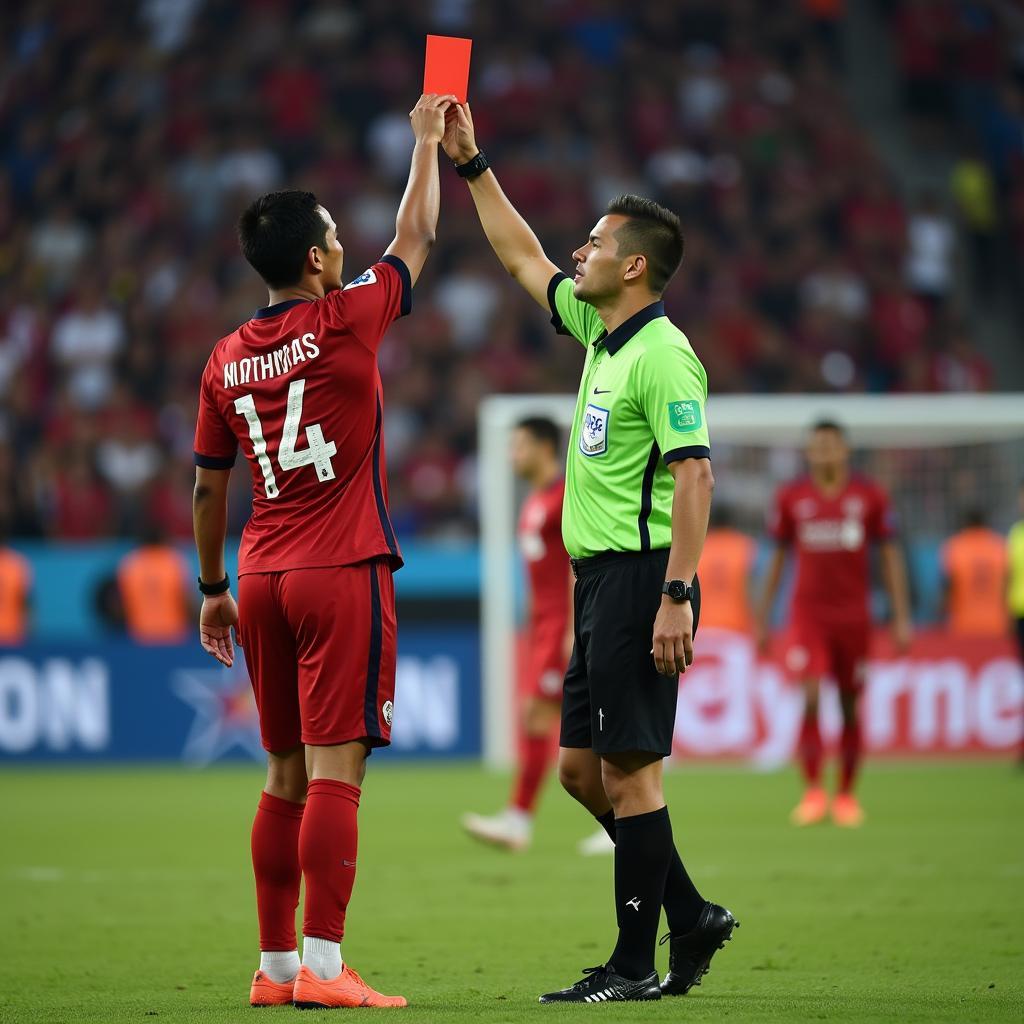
left=768, top=487, right=795, bottom=544
left=547, top=273, right=606, bottom=347
left=867, top=483, right=897, bottom=541
left=634, top=339, right=711, bottom=466
left=323, top=254, right=412, bottom=351
left=193, top=368, right=237, bottom=469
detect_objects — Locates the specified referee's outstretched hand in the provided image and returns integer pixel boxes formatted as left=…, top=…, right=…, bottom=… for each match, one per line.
left=199, top=591, right=239, bottom=668
left=652, top=598, right=694, bottom=677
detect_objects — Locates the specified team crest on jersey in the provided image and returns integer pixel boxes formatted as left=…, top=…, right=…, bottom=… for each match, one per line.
left=382, top=699, right=394, bottom=726
left=580, top=403, right=609, bottom=457
left=842, top=495, right=865, bottom=517
left=667, top=400, right=702, bottom=433
left=344, top=268, right=377, bottom=290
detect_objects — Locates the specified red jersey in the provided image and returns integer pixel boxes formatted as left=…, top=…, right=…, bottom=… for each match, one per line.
left=769, top=474, right=895, bottom=625
left=193, top=256, right=411, bottom=575
left=519, top=479, right=569, bottom=632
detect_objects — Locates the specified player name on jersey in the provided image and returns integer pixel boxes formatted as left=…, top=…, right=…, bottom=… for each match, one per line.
left=222, top=333, right=321, bottom=389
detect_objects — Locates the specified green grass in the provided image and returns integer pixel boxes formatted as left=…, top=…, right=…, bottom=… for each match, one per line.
left=1, top=761, right=1022, bottom=1023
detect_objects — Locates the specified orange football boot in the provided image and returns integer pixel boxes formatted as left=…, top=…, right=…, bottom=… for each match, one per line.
left=292, top=964, right=407, bottom=1009
left=831, top=793, right=865, bottom=828
left=249, top=969, right=296, bottom=1007
left=790, top=787, right=828, bottom=826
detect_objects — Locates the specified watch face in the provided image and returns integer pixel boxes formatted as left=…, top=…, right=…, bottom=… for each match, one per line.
left=667, top=581, right=686, bottom=600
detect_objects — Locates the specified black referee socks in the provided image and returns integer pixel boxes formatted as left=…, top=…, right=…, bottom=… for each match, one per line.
left=595, top=807, right=706, bottom=939
left=608, top=806, right=674, bottom=980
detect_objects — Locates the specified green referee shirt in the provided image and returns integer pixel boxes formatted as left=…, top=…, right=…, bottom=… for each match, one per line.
left=548, top=273, right=711, bottom=560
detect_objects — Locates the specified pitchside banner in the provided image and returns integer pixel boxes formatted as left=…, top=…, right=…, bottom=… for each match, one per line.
left=0, top=627, right=480, bottom=764
left=675, top=629, right=1023, bottom=765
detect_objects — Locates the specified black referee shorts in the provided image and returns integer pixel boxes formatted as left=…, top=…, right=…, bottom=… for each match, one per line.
left=560, top=548, right=701, bottom=758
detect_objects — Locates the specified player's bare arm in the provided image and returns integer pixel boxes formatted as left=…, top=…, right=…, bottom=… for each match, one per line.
left=440, top=102, right=560, bottom=309
left=653, top=457, right=714, bottom=677
left=385, top=92, right=457, bottom=285
left=193, top=465, right=238, bottom=668
left=880, top=539, right=913, bottom=652
left=755, top=546, right=787, bottom=653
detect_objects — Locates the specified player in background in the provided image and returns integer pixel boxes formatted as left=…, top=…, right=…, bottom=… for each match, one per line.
left=192, top=93, right=455, bottom=1011
left=1008, top=481, right=1024, bottom=760
left=756, top=420, right=912, bottom=828
left=460, top=418, right=613, bottom=856
left=696, top=506, right=756, bottom=633
left=462, top=417, right=573, bottom=851
left=941, top=509, right=1008, bottom=637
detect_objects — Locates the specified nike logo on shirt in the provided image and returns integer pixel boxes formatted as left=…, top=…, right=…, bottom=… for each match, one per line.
left=593, top=388, right=612, bottom=395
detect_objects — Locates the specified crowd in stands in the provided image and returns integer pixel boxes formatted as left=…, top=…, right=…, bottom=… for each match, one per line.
left=0, top=0, right=1013, bottom=542
left=885, top=0, right=1024, bottom=318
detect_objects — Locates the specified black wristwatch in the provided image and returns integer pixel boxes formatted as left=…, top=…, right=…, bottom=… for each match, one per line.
left=198, top=574, right=231, bottom=596
left=662, top=579, right=694, bottom=603
left=455, top=150, right=489, bottom=179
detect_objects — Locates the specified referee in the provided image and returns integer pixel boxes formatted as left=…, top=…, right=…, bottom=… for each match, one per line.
left=442, top=106, right=737, bottom=1003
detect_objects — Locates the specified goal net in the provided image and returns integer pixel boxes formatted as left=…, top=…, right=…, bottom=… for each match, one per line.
left=478, top=393, right=1024, bottom=768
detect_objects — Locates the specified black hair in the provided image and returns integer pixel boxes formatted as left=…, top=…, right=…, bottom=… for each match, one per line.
left=238, top=189, right=329, bottom=289
left=605, top=194, right=685, bottom=294
left=811, top=418, right=846, bottom=437
left=962, top=507, right=987, bottom=528
left=516, top=416, right=561, bottom=452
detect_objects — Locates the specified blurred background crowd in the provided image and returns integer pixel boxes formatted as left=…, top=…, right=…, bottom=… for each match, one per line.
left=1, top=0, right=1023, bottom=543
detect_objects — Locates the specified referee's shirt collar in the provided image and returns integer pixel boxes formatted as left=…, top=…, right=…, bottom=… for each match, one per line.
left=597, top=300, right=666, bottom=355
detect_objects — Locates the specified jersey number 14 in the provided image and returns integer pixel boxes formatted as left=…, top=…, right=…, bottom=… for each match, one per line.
left=233, top=379, right=337, bottom=499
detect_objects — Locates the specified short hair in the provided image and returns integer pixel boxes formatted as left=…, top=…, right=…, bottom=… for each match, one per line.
left=238, top=189, right=328, bottom=289
left=516, top=416, right=561, bottom=452
left=962, top=507, right=986, bottom=528
left=605, top=194, right=685, bottom=294
left=810, top=418, right=846, bottom=437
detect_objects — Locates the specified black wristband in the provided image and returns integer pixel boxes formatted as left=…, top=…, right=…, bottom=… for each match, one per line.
left=455, top=150, right=489, bottom=179
left=198, top=575, right=230, bottom=596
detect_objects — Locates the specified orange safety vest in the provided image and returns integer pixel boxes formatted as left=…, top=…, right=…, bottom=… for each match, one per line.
left=0, top=547, right=30, bottom=643
left=117, top=545, right=191, bottom=644
left=697, top=528, right=757, bottom=633
left=941, top=527, right=1008, bottom=637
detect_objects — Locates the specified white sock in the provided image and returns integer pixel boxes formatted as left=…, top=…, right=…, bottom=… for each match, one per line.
left=302, top=935, right=343, bottom=980
left=505, top=807, right=532, bottom=831
left=259, top=949, right=300, bottom=984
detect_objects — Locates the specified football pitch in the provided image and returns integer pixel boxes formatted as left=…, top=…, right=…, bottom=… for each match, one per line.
left=1, top=761, right=1022, bottom=1023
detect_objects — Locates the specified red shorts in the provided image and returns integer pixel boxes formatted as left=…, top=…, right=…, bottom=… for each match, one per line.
left=782, top=618, right=870, bottom=694
left=237, top=560, right=396, bottom=752
left=525, top=622, right=567, bottom=701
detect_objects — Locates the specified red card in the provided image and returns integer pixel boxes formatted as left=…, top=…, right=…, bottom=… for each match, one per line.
left=423, top=35, right=472, bottom=104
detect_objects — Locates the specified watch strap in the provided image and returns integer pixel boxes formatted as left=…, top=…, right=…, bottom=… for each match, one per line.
left=455, top=150, right=489, bottom=179
left=198, top=575, right=231, bottom=596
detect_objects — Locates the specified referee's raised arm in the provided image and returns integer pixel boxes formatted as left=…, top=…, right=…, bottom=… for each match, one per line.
left=440, top=102, right=560, bottom=310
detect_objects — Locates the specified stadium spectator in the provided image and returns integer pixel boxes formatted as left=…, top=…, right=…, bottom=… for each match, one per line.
left=116, top=527, right=192, bottom=644
left=941, top=509, right=1009, bottom=638
left=0, top=534, right=31, bottom=644
left=696, top=506, right=757, bottom=634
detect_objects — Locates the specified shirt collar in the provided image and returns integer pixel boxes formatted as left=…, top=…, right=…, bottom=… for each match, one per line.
left=596, top=300, right=666, bottom=355
left=252, top=298, right=310, bottom=320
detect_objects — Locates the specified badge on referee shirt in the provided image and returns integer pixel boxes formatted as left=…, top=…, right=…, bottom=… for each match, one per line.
left=580, top=403, right=609, bottom=456
left=667, top=400, right=702, bottom=433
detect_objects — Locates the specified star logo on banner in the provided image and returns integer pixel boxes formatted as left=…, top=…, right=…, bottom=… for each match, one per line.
left=171, top=666, right=263, bottom=765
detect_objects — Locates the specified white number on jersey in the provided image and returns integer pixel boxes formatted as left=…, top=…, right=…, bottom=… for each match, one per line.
left=233, top=378, right=337, bottom=499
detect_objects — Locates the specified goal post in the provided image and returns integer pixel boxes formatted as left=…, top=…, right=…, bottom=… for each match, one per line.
left=478, top=393, right=1024, bottom=768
